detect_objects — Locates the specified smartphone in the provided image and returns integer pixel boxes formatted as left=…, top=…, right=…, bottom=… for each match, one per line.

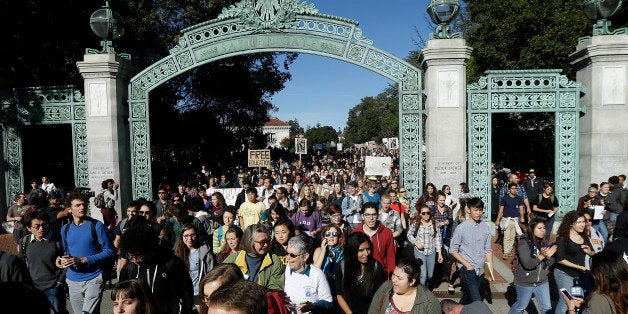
left=560, top=288, right=573, bottom=300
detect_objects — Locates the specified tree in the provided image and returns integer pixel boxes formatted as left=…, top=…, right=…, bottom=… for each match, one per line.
left=305, top=124, right=338, bottom=145
left=0, top=0, right=296, bottom=184
left=344, top=85, right=398, bottom=144
left=287, top=119, right=304, bottom=137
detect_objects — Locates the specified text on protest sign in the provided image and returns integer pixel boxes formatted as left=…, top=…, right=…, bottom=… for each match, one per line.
left=248, top=149, right=272, bottom=168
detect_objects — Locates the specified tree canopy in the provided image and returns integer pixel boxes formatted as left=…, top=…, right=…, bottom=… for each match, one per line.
left=0, top=0, right=296, bottom=184
left=344, top=85, right=399, bottom=144
left=305, top=124, right=338, bottom=145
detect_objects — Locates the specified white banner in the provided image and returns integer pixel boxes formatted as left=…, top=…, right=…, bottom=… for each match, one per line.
left=206, top=185, right=286, bottom=206
left=364, top=156, right=392, bottom=176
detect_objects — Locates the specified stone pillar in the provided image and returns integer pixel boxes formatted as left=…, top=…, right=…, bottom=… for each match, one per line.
left=571, top=35, right=628, bottom=194
left=419, top=39, right=472, bottom=192
left=77, top=53, right=133, bottom=221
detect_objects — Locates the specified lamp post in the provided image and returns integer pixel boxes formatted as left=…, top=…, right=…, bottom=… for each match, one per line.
left=88, top=0, right=125, bottom=53
left=582, top=0, right=627, bottom=36
left=426, top=0, right=462, bottom=39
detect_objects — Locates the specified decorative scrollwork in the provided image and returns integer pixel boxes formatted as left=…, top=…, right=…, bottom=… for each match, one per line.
left=73, top=123, right=90, bottom=188
left=217, top=0, right=318, bottom=30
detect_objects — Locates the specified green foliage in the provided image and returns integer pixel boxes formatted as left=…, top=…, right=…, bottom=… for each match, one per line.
left=344, top=85, right=399, bottom=144
left=305, top=125, right=338, bottom=145
left=287, top=119, right=304, bottom=137
left=460, top=0, right=628, bottom=81
left=0, top=0, right=296, bottom=179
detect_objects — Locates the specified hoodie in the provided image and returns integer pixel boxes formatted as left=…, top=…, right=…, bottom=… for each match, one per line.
left=119, top=247, right=194, bottom=314
left=353, top=222, right=396, bottom=274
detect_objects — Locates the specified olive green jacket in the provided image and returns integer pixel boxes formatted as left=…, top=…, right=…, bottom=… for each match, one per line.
left=223, top=250, right=285, bottom=290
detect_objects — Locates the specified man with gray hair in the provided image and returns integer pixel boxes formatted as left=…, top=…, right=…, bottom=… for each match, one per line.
left=284, top=235, right=333, bottom=313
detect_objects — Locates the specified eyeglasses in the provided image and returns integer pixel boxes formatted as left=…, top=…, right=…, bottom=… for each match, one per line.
left=399, top=190, right=406, bottom=193
left=420, top=212, right=431, bottom=216
left=584, top=218, right=591, bottom=222
left=183, top=234, right=196, bottom=238
left=255, top=239, right=271, bottom=246
left=287, top=252, right=305, bottom=258
left=325, top=232, right=339, bottom=237
left=30, top=223, right=47, bottom=229
left=158, top=192, right=166, bottom=194
left=139, top=211, right=151, bottom=215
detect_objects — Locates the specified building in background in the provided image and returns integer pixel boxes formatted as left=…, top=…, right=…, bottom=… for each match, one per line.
left=263, top=118, right=290, bottom=148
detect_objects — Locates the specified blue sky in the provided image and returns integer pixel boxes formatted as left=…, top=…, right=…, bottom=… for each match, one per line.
left=270, top=0, right=435, bottom=131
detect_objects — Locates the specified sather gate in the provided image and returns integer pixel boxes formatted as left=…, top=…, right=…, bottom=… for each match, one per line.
left=467, top=69, right=586, bottom=219
left=128, top=0, right=424, bottom=201
left=1, top=86, right=89, bottom=202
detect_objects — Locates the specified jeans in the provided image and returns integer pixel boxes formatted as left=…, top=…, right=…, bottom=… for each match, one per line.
left=508, top=282, right=552, bottom=314
left=459, top=268, right=483, bottom=305
left=553, top=268, right=577, bottom=314
left=67, top=273, right=104, bottom=314
left=414, top=249, right=436, bottom=286
left=592, top=220, right=608, bottom=243
left=545, top=215, right=555, bottom=239
left=43, top=286, right=69, bottom=314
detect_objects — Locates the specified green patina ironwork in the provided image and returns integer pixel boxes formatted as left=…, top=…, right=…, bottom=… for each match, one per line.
left=1, top=86, right=88, bottom=203
left=467, top=69, right=585, bottom=220
left=128, top=0, right=424, bottom=202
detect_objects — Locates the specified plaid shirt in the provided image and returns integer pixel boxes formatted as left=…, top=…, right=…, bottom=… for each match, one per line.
left=431, top=205, right=453, bottom=224
left=407, top=221, right=442, bottom=255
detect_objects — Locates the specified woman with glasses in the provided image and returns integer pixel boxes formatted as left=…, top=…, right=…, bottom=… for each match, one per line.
left=313, top=223, right=345, bottom=278
left=174, top=224, right=214, bottom=301
left=407, top=205, right=443, bottom=286
left=329, top=205, right=351, bottom=240
left=223, top=223, right=285, bottom=290
left=553, top=211, right=594, bottom=314
left=334, top=232, right=385, bottom=314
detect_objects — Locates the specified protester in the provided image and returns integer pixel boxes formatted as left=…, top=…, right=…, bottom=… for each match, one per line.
left=407, top=205, right=443, bottom=286
left=553, top=210, right=593, bottom=314
left=284, top=235, right=333, bottom=312
left=174, top=224, right=214, bottom=299
left=509, top=219, right=555, bottom=314
left=335, top=232, right=386, bottom=314
left=119, top=224, right=194, bottom=314
left=207, top=280, right=268, bottom=314
left=292, top=198, right=322, bottom=238
left=352, top=202, right=396, bottom=276
left=563, top=250, right=628, bottom=314
left=369, top=258, right=441, bottom=313
left=313, top=223, right=345, bottom=279
left=212, top=206, right=237, bottom=255
left=110, top=279, right=159, bottom=314
left=223, top=223, right=285, bottom=290
left=198, top=263, right=243, bottom=314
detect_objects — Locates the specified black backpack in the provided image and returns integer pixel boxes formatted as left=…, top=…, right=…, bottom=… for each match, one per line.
left=62, top=218, right=114, bottom=280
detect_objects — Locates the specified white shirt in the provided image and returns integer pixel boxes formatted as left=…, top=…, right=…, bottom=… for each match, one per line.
left=284, top=265, right=332, bottom=306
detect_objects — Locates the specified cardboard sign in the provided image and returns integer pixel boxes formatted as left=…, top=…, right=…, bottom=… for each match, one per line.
left=295, top=138, right=307, bottom=155
left=248, top=149, right=271, bottom=168
left=364, top=156, right=392, bottom=176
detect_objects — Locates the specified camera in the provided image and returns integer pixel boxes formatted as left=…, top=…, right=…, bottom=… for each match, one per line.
left=75, top=187, right=95, bottom=198
left=328, top=249, right=337, bottom=260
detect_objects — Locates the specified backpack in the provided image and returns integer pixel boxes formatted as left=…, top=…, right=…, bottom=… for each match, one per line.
left=93, top=192, right=105, bottom=208
left=62, top=218, right=114, bottom=280
left=266, top=289, right=290, bottom=314
left=536, top=194, right=555, bottom=206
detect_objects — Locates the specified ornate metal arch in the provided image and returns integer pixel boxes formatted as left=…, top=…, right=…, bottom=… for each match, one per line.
left=128, top=0, right=424, bottom=201
left=467, top=69, right=585, bottom=219
left=2, top=86, right=88, bottom=203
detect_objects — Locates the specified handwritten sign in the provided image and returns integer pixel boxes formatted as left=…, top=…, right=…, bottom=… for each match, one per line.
left=364, top=156, right=392, bottom=176
left=248, top=149, right=271, bottom=168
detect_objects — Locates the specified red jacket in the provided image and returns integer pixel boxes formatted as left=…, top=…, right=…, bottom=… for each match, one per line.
left=353, top=222, right=396, bottom=274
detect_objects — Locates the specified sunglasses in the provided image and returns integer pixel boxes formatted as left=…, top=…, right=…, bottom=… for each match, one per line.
left=399, top=190, right=406, bottom=193
left=139, top=211, right=151, bottom=215
left=287, top=252, right=304, bottom=258
left=420, top=212, right=431, bottom=216
left=325, top=232, right=339, bottom=237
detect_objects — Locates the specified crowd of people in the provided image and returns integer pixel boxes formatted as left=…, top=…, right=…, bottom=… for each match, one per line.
left=1, top=149, right=628, bottom=314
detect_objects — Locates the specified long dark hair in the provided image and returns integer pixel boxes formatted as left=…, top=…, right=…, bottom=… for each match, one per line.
left=423, top=182, right=437, bottom=198
left=590, top=250, right=628, bottom=313
left=412, top=205, right=438, bottom=238
left=557, top=210, right=585, bottom=239
left=174, top=224, right=199, bottom=270
left=342, top=232, right=377, bottom=298
left=526, top=218, right=548, bottom=250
